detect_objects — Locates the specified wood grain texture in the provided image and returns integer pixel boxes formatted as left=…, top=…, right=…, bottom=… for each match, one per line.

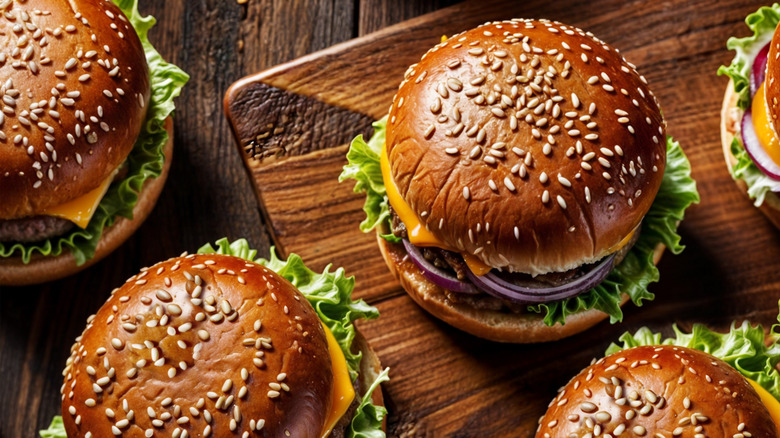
left=223, top=0, right=780, bottom=436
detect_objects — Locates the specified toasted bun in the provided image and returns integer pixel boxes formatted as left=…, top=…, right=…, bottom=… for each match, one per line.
left=536, top=345, right=778, bottom=438
left=377, top=231, right=665, bottom=343
left=720, top=80, right=780, bottom=228
left=0, top=118, right=173, bottom=286
left=0, top=0, right=150, bottom=219
left=61, top=253, right=336, bottom=438
left=385, top=19, right=667, bottom=275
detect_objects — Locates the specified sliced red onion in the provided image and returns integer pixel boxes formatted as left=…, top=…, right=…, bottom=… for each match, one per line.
left=751, top=43, right=770, bottom=99
left=742, top=107, right=780, bottom=181
left=402, top=239, right=478, bottom=294
left=465, top=254, right=616, bottom=304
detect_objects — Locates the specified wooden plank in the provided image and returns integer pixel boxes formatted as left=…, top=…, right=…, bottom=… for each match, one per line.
left=223, top=0, right=780, bottom=435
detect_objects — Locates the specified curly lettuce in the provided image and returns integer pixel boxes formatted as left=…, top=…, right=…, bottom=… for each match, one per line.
left=1, top=0, right=189, bottom=265
left=338, top=116, right=400, bottom=243
left=607, top=321, right=780, bottom=400
left=198, top=238, right=388, bottom=438
left=718, top=4, right=780, bottom=206
left=341, top=120, right=698, bottom=326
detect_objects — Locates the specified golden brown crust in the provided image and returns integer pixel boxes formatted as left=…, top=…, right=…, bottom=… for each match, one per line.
left=0, top=118, right=174, bottom=286
left=720, top=81, right=780, bottom=229
left=536, top=345, right=778, bottom=438
left=0, top=0, right=151, bottom=218
left=377, top=231, right=664, bottom=343
left=61, top=254, right=334, bottom=438
left=386, top=19, right=666, bottom=275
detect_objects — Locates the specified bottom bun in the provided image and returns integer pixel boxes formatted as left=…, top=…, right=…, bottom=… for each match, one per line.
left=0, top=118, right=174, bottom=286
left=378, top=233, right=665, bottom=343
left=721, top=80, right=780, bottom=229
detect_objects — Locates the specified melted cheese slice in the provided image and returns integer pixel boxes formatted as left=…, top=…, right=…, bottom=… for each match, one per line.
left=40, top=173, right=114, bottom=228
left=320, top=322, right=355, bottom=438
left=753, top=82, right=780, bottom=166
left=748, top=378, right=780, bottom=433
left=380, top=144, right=493, bottom=275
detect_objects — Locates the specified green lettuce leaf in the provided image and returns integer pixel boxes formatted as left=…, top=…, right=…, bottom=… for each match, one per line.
left=344, top=123, right=698, bottom=326
left=530, top=136, right=699, bottom=325
left=718, top=4, right=780, bottom=111
left=349, top=368, right=391, bottom=438
left=197, top=238, right=388, bottom=438
left=39, top=416, right=66, bottom=438
left=718, top=4, right=780, bottom=206
left=606, top=321, right=780, bottom=400
left=339, top=117, right=399, bottom=242
left=1, top=0, right=189, bottom=265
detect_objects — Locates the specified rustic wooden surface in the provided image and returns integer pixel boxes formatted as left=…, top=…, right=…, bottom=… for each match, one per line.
left=1, top=0, right=779, bottom=437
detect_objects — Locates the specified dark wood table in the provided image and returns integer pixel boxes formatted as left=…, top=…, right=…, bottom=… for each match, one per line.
left=2, top=0, right=779, bottom=437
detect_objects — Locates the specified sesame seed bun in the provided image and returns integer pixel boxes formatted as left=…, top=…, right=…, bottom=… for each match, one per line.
left=536, top=345, right=778, bottom=437
left=720, top=80, right=780, bottom=229
left=0, top=117, right=173, bottom=286
left=60, top=253, right=384, bottom=438
left=0, top=0, right=151, bottom=219
left=377, top=231, right=665, bottom=343
left=385, top=19, right=667, bottom=276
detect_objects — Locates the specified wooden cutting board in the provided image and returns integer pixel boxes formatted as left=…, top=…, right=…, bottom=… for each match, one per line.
left=224, top=0, right=780, bottom=435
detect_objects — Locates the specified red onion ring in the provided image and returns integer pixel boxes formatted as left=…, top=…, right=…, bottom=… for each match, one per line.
left=402, top=239, right=478, bottom=294
left=741, top=107, right=780, bottom=181
left=465, top=254, right=616, bottom=304
left=750, top=43, right=770, bottom=99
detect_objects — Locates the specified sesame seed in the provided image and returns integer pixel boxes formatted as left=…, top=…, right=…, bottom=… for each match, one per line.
left=556, top=195, right=567, bottom=209
left=504, top=177, right=516, bottom=192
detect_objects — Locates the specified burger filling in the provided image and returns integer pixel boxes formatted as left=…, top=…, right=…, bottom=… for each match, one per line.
left=0, top=216, right=75, bottom=244
left=720, top=4, right=780, bottom=204
left=388, top=204, right=641, bottom=313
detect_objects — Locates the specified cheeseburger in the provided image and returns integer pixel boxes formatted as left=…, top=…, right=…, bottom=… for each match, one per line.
left=720, top=4, right=780, bottom=229
left=40, top=238, right=388, bottom=438
left=341, top=19, right=698, bottom=343
left=0, top=0, right=188, bottom=285
left=537, top=322, right=780, bottom=437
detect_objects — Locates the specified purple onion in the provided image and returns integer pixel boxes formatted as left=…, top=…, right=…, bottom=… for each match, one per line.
left=751, top=43, right=770, bottom=99
left=741, top=107, right=780, bottom=181
left=465, top=254, right=616, bottom=304
left=402, top=239, right=478, bottom=294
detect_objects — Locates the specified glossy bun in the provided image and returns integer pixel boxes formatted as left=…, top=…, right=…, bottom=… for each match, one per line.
left=0, top=0, right=150, bottom=219
left=60, top=253, right=334, bottom=438
left=537, top=345, right=778, bottom=438
left=385, top=19, right=667, bottom=275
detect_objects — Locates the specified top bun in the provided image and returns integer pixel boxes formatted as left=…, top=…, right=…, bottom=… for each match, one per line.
left=386, top=19, right=666, bottom=275
left=60, top=254, right=334, bottom=438
left=766, top=26, right=780, bottom=138
left=0, top=0, right=150, bottom=219
left=536, top=345, right=777, bottom=438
